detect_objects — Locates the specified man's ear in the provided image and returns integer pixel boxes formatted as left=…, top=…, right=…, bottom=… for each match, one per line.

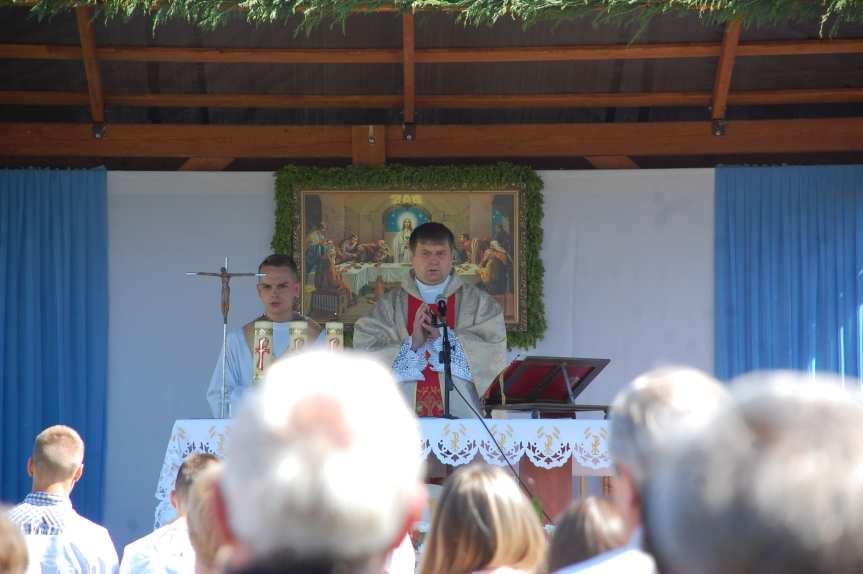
left=170, top=490, right=178, bottom=511
left=72, top=464, right=84, bottom=484
left=27, top=457, right=34, bottom=477
left=387, top=482, right=428, bottom=553
left=212, top=482, right=237, bottom=547
left=611, top=464, right=642, bottom=534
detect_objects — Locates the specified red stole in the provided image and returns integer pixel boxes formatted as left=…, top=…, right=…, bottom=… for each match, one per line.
left=406, top=293, right=457, bottom=417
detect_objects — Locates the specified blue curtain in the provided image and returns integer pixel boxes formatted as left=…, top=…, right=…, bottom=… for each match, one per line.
left=715, top=165, right=863, bottom=382
left=0, top=169, right=108, bottom=522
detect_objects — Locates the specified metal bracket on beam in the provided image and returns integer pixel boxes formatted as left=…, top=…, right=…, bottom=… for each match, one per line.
left=92, top=123, right=106, bottom=140
left=712, top=119, right=726, bottom=137
left=402, top=123, right=416, bottom=142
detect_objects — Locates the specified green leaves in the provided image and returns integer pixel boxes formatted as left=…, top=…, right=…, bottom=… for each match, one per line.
left=9, top=0, right=863, bottom=34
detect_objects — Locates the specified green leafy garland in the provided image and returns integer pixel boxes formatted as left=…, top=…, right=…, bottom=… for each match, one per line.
left=273, top=163, right=546, bottom=349
left=9, top=0, right=863, bottom=35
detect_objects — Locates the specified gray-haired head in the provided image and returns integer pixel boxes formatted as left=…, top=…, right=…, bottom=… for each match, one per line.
left=646, top=372, right=863, bottom=574
left=221, top=350, right=425, bottom=568
left=609, top=367, right=729, bottom=489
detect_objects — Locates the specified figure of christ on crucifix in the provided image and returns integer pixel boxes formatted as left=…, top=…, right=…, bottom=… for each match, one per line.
left=205, top=254, right=327, bottom=417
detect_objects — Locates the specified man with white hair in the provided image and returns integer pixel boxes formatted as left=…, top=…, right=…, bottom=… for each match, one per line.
left=7, top=424, right=118, bottom=573
left=213, top=350, right=426, bottom=573
left=646, top=373, right=863, bottom=574
left=553, top=367, right=729, bottom=574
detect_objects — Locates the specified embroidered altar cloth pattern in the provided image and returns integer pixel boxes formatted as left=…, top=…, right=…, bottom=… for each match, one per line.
left=153, top=417, right=610, bottom=528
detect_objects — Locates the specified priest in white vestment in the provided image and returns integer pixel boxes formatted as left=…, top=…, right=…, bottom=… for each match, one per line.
left=206, top=254, right=324, bottom=417
left=354, top=222, right=508, bottom=417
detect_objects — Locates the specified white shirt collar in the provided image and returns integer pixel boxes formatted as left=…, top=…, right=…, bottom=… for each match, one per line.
left=415, top=275, right=451, bottom=304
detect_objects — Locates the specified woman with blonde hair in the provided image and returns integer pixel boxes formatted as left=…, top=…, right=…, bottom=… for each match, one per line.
left=420, top=464, right=547, bottom=574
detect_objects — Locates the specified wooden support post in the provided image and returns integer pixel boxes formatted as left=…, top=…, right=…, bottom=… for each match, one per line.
left=402, top=12, right=416, bottom=129
left=520, top=458, right=573, bottom=522
left=352, top=125, right=387, bottom=165
left=179, top=157, right=235, bottom=171
left=585, top=156, right=640, bottom=169
left=711, top=18, right=743, bottom=135
left=75, top=7, right=105, bottom=125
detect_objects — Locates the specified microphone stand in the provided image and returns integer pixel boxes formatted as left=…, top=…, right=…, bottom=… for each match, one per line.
left=436, top=300, right=456, bottom=420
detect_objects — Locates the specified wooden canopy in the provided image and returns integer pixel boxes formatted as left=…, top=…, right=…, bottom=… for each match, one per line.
left=1, top=5, right=862, bottom=169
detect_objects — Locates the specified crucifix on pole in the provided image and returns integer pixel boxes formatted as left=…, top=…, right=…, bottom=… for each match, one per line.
left=187, top=257, right=264, bottom=418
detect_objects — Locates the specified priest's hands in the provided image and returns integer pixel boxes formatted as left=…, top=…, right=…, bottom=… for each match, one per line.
left=411, top=304, right=441, bottom=351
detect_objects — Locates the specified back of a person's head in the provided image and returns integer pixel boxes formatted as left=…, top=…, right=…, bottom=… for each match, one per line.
left=174, top=453, right=220, bottom=511
left=609, top=367, right=728, bottom=488
left=222, top=351, right=424, bottom=565
left=547, top=497, right=627, bottom=572
left=0, top=512, right=28, bottom=574
left=31, top=425, right=85, bottom=484
left=420, top=464, right=546, bottom=574
left=187, top=464, right=225, bottom=573
left=647, top=372, right=863, bottom=574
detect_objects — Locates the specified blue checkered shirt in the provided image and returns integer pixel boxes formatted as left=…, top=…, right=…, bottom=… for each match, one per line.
left=7, top=491, right=73, bottom=535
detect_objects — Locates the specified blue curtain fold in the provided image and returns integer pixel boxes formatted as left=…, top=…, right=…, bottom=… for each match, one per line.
left=0, top=169, right=108, bottom=522
left=715, top=165, right=863, bottom=382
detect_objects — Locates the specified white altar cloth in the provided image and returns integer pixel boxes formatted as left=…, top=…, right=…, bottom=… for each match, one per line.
left=153, top=417, right=610, bottom=528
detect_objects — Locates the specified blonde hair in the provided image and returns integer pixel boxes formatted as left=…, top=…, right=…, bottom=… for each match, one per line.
left=186, top=464, right=225, bottom=570
left=32, top=425, right=84, bottom=484
left=420, top=464, right=546, bottom=574
left=547, top=497, right=627, bottom=572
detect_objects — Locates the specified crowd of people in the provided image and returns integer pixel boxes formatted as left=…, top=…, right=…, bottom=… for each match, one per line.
left=5, top=220, right=862, bottom=573
left=5, top=353, right=863, bottom=574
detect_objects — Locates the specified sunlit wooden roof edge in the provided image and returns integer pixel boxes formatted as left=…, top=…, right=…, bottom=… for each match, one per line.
left=3, top=118, right=862, bottom=158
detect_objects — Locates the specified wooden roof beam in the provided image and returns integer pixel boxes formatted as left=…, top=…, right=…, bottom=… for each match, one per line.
left=179, top=157, right=235, bottom=171
left=5, top=88, right=863, bottom=110
left=2, top=119, right=862, bottom=159
left=4, top=88, right=863, bottom=110
left=710, top=18, right=743, bottom=134
left=3, top=38, right=863, bottom=64
left=75, top=7, right=105, bottom=124
left=585, top=156, right=640, bottom=169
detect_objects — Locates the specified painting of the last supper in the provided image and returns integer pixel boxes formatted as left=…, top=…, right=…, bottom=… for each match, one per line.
left=298, top=189, right=523, bottom=328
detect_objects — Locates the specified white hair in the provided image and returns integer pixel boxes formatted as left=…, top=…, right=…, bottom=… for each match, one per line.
left=608, top=367, right=729, bottom=487
left=647, top=372, right=863, bottom=574
left=222, top=350, right=424, bottom=561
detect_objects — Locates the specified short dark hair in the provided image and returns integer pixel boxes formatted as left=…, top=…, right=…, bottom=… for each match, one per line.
left=175, top=453, right=220, bottom=507
left=409, top=222, right=455, bottom=251
left=258, top=254, right=299, bottom=277
left=547, top=497, right=627, bottom=571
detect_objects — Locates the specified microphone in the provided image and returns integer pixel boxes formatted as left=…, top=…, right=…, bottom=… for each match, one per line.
left=435, top=295, right=448, bottom=325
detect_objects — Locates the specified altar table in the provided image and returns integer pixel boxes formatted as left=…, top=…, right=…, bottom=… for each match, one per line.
left=153, top=417, right=611, bottom=528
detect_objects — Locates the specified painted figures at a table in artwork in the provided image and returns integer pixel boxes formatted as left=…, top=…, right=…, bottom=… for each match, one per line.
left=300, top=190, right=520, bottom=326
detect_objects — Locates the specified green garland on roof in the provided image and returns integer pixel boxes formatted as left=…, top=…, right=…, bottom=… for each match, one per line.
left=273, top=163, right=547, bottom=349
left=10, top=0, right=863, bottom=35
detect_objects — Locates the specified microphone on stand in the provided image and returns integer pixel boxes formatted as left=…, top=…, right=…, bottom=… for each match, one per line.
left=435, top=294, right=448, bottom=326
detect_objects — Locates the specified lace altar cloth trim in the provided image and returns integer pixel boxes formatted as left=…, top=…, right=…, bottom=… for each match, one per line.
left=154, top=417, right=610, bottom=528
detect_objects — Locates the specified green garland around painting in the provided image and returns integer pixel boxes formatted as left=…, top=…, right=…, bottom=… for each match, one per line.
left=273, top=164, right=547, bottom=349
